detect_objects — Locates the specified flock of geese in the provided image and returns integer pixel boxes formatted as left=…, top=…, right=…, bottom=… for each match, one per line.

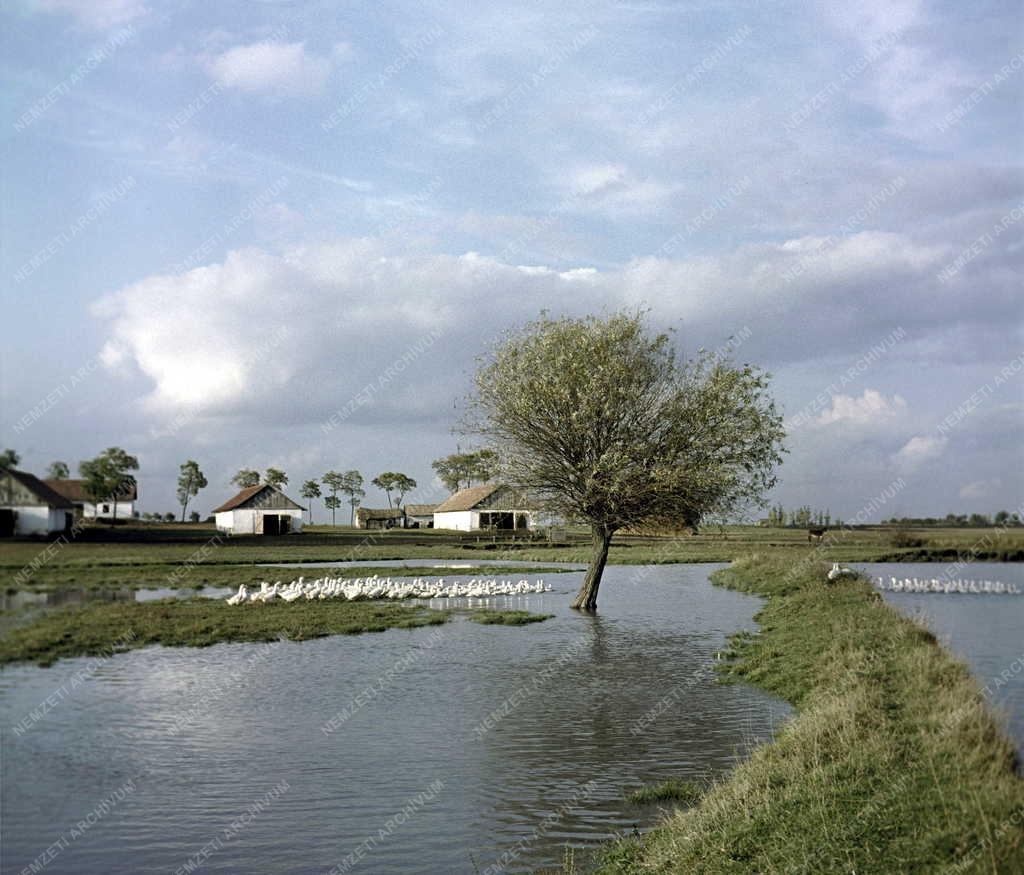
left=225, top=575, right=552, bottom=605
left=874, top=576, right=1021, bottom=595
left=829, top=563, right=1019, bottom=595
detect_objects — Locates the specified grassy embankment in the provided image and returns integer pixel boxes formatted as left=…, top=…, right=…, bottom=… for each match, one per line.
left=0, top=600, right=451, bottom=667
left=584, top=554, right=1024, bottom=874
left=2, top=524, right=1021, bottom=592
left=467, top=609, right=554, bottom=625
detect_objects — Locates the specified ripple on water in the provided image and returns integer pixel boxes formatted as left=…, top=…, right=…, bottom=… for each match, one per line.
left=1, top=564, right=791, bottom=874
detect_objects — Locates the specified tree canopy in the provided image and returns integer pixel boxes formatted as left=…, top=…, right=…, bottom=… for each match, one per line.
left=431, top=449, right=497, bottom=493
left=465, top=311, right=785, bottom=609
left=79, top=447, right=140, bottom=525
left=46, top=460, right=70, bottom=480
left=0, top=449, right=20, bottom=470
left=232, top=469, right=260, bottom=489
left=264, top=468, right=288, bottom=489
left=372, top=472, right=417, bottom=508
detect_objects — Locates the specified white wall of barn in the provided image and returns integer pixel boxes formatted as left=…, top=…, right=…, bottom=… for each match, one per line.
left=432, top=510, right=477, bottom=531
left=10, top=505, right=69, bottom=535
left=216, top=508, right=303, bottom=534
left=82, top=500, right=135, bottom=519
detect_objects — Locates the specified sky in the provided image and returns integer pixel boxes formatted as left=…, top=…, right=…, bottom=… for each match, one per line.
left=1, top=0, right=1022, bottom=520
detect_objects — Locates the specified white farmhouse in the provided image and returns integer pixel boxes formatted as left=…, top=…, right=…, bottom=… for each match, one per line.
left=432, top=484, right=535, bottom=532
left=213, top=484, right=305, bottom=535
left=45, top=478, right=137, bottom=520
left=0, top=469, right=75, bottom=536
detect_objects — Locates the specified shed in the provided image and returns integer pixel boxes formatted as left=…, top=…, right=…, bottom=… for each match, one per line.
left=432, top=484, right=535, bottom=532
left=212, top=484, right=304, bottom=535
left=0, top=469, right=75, bottom=536
left=403, top=503, right=437, bottom=528
left=355, top=507, right=405, bottom=530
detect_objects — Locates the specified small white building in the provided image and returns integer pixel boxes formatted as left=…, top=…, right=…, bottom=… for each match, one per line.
left=213, top=484, right=304, bottom=535
left=432, top=484, right=535, bottom=532
left=0, top=469, right=75, bottom=536
left=45, top=478, right=137, bottom=520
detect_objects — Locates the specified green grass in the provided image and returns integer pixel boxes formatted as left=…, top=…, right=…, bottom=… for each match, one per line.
left=0, top=599, right=450, bottom=667
left=3, top=524, right=1020, bottom=593
left=627, top=779, right=704, bottom=806
left=586, top=553, right=1024, bottom=874
left=467, top=609, right=554, bottom=625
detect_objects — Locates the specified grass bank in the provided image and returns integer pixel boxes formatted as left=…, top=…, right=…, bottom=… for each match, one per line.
left=0, top=599, right=449, bottom=666
left=467, top=609, right=553, bottom=625
left=3, top=524, right=1020, bottom=593
left=586, top=554, right=1024, bottom=874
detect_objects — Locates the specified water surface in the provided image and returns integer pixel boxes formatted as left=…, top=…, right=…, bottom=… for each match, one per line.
left=857, top=562, right=1024, bottom=750
left=1, top=563, right=789, bottom=874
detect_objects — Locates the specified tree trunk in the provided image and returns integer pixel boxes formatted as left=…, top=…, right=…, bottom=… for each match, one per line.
left=571, top=525, right=614, bottom=611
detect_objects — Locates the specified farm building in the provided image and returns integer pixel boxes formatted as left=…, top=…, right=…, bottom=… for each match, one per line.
left=212, top=484, right=304, bottom=535
left=355, top=507, right=405, bottom=529
left=404, top=504, right=437, bottom=528
left=432, top=485, right=535, bottom=532
left=0, top=469, right=75, bottom=536
left=45, top=478, right=137, bottom=520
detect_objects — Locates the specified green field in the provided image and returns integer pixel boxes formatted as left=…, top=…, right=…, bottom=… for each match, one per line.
left=2, top=522, right=1020, bottom=592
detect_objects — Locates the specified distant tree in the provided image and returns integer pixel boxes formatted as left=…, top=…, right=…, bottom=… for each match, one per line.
left=0, top=449, right=20, bottom=470
left=469, top=449, right=498, bottom=484
left=373, top=472, right=417, bottom=509
left=189, top=511, right=200, bottom=523
left=392, top=473, right=416, bottom=508
left=968, top=512, right=991, bottom=527
left=322, top=471, right=345, bottom=525
left=177, top=460, right=208, bottom=522
left=372, top=472, right=399, bottom=508
left=232, top=469, right=260, bottom=489
left=994, top=510, right=1010, bottom=526
left=347, top=487, right=366, bottom=524
left=324, top=495, right=342, bottom=523
left=264, top=468, right=288, bottom=490
left=300, top=479, right=322, bottom=523
left=340, top=470, right=365, bottom=525
left=464, top=311, right=784, bottom=610
left=163, top=512, right=176, bottom=523
left=79, top=447, right=139, bottom=525
left=46, top=461, right=70, bottom=479
left=431, top=454, right=467, bottom=493
left=432, top=450, right=495, bottom=493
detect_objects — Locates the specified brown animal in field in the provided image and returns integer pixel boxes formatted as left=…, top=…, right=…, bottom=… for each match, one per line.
left=808, top=526, right=827, bottom=544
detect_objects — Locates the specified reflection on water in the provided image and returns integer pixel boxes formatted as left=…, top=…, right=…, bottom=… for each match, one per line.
left=858, top=562, right=1024, bottom=752
left=0, top=564, right=790, bottom=874
left=1, top=587, right=232, bottom=611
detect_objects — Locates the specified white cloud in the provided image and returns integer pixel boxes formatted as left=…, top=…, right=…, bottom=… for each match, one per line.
left=959, top=478, right=1001, bottom=500
left=36, top=0, right=146, bottom=29
left=892, top=434, right=947, bottom=468
left=568, top=163, right=628, bottom=195
left=815, top=389, right=907, bottom=426
left=90, top=225, right=1022, bottom=431
left=207, top=41, right=333, bottom=95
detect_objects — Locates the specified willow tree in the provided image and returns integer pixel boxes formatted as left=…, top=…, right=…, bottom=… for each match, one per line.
left=466, top=311, right=785, bottom=610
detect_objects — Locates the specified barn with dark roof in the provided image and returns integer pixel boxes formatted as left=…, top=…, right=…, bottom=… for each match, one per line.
left=0, top=469, right=75, bottom=536
left=212, top=484, right=305, bottom=535
left=432, top=484, right=535, bottom=532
